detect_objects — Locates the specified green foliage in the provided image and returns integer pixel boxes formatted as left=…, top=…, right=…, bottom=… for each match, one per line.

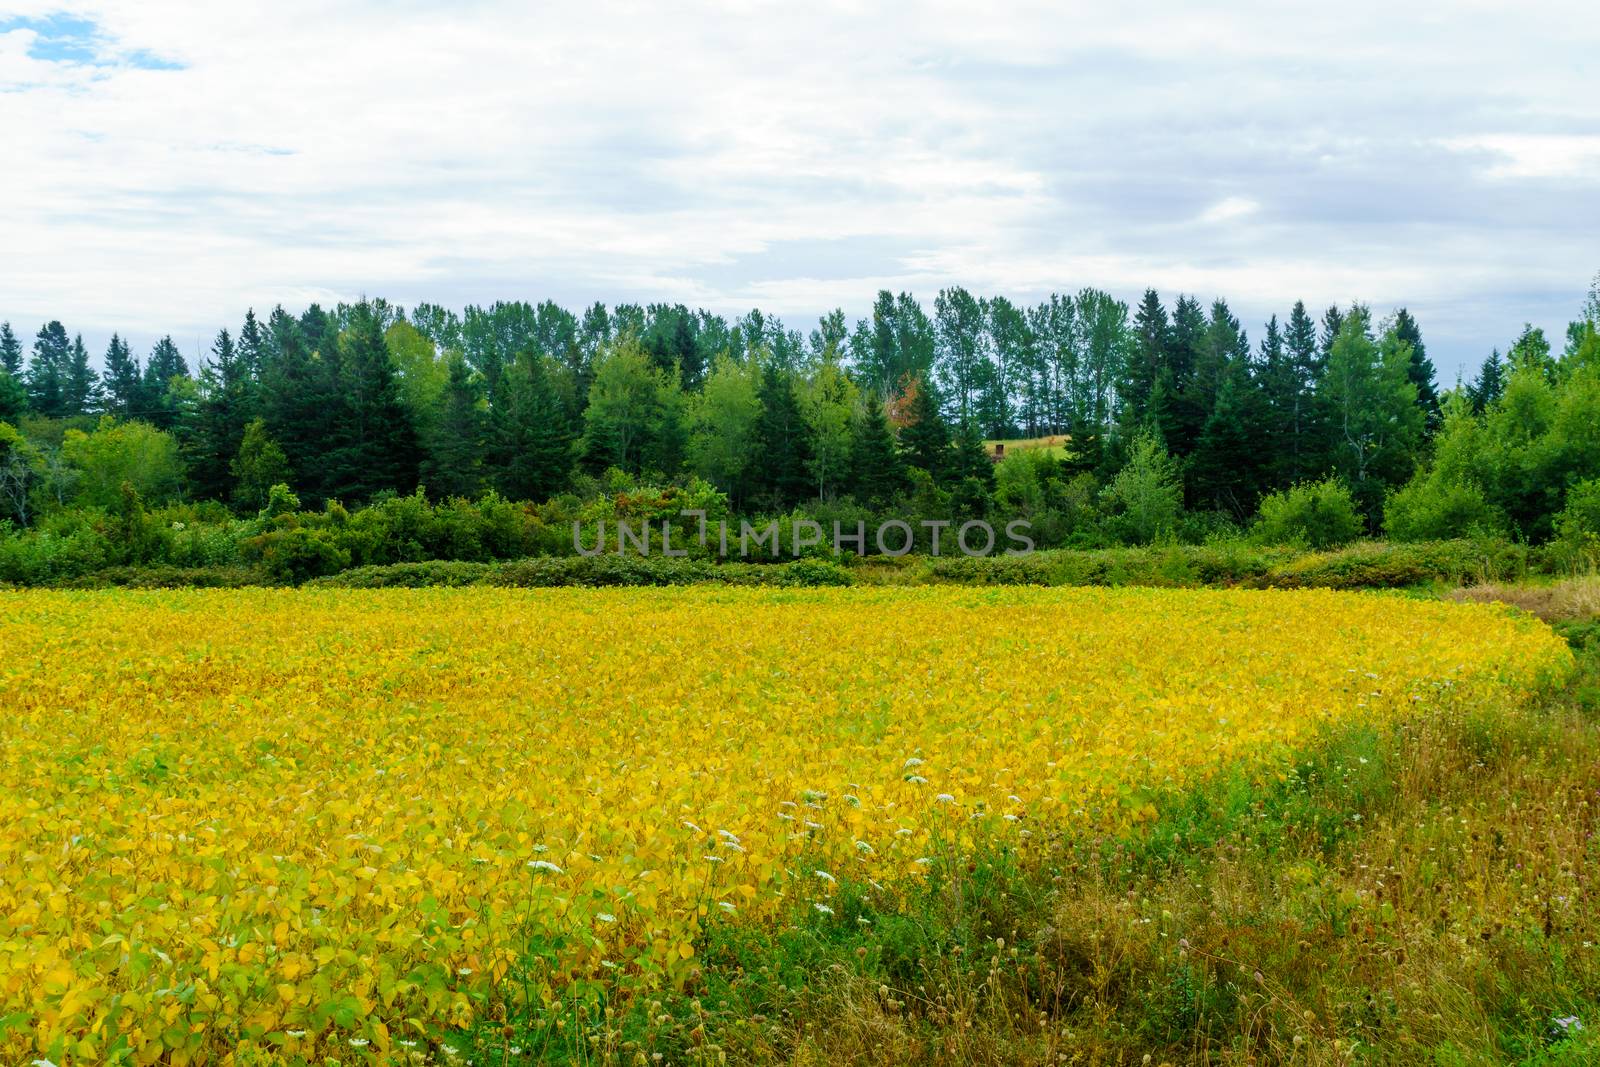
left=242, top=521, right=351, bottom=583
left=582, top=339, right=683, bottom=476
left=687, top=354, right=760, bottom=499
left=800, top=357, right=858, bottom=500
left=1320, top=310, right=1425, bottom=517
left=60, top=418, right=183, bottom=510
left=1384, top=475, right=1505, bottom=542
left=1552, top=478, right=1600, bottom=566
left=1253, top=477, right=1363, bottom=549
left=231, top=419, right=291, bottom=512
left=1103, top=431, right=1182, bottom=545
left=1262, top=538, right=1528, bottom=590
left=0, top=369, right=27, bottom=425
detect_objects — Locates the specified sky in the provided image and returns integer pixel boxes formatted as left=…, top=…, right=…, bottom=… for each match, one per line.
left=2, top=1, right=1598, bottom=380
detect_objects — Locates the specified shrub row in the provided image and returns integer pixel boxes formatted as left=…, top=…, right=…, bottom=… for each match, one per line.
left=306, top=555, right=856, bottom=590
left=14, top=538, right=1546, bottom=593
left=902, top=538, right=1535, bottom=591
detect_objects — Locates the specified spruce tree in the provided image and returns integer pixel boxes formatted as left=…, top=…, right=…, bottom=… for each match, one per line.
left=1255, top=315, right=1297, bottom=491
left=898, top=375, right=952, bottom=482
left=752, top=361, right=811, bottom=508
left=494, top=351, right=572, bottom=502
left=1191, top=356, right=1267, bottom=516
left=238, top=309, right=266, bottom=383
left=849, top=394, right=907, bottom=507
left=101, top=334, right=143, bottom=419
left=0, top=368, right=24, bottom=423
left=260, top=309, right=338, bottom=500
left=424, top=355, right=486, bottom=499
left=1392, top=308, right=1439, bottom=430
left=1123, top=289, right=1169, bottom=431
left=0, top=322, right=21, bottom=377
left=1282, top=301, right=1323, bottom=482
left=940, top=422, right=992, bottom=495
left=1160, top=295, right=1207, bottom=455
left=325, top=301, right=419, bottom=501
left=27, top=321, right=71, bottom=417
left=1469, top=349, right=1505, bottom=413
left=143, top=336, right=191, bottom=430
left=63, top=334, right=99, bottom=417
left=1319, top=305, right=1346, bottom=361
left=185, top=329, right=254, bottom=500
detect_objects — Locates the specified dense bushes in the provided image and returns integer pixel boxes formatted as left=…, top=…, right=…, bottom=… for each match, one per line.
left=1383, top=477, right=1504, bottom=542
left=1252, top=478, right=1362, bottom=549
left=908, top=538, right=1531, bottom=591
left=1261, top=538, right=1530, bottom=590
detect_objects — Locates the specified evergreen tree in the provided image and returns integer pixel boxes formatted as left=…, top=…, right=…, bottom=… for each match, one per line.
left=63, top=334, right=99, bottom=417
left=423, top=355, right=486, bottom=499
left=1159, top=295, right=1208, bottom=455
left=298, top=304, right=334, bottom=359
left=0, top=322, right=21, bottom=378
left=752, top=360, right=811, bottom=509
left=897, top=375, right=952, bottom=481
left=325, top=301, right=420, bottom=501
left=1123, top=289, right=1170, bottom=432
left=185, top=328, right=254, bottom=500
left=1468, top=349, right=1505, bottom=414
left=1392, top=308, right=1439, bottom=430
left=1319, top=304, right=1346, bottom=361
left=1282, top=301, right=1323, bottom=481
left=1191, top=354, right=1268, bottom=516
left=27, top=321, right=71, bottom=417
left=1255, top=315, right=1293, bottom=487
left=640, top=304, right=704, bottom=391
left=238, top=309, right=266, bottom=383
left=259, top=309, right=337, bottom=499
left=949, top=419, right=997, bottom=494
left=0, top=368, right=24, bottom=424
left=101, top=334, right=143, bottom=419
left=142, top=336, right=191, bottom=430
left=849, top=394, right=907, bottom=506
left=494, top=351, right=572, bottom=501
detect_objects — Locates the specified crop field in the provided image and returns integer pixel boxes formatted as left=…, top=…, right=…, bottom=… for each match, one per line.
left=0, top=586, right=1571, bottom=1064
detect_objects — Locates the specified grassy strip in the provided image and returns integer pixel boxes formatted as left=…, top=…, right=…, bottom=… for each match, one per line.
left=455, top=631, right=1599, bottom=1066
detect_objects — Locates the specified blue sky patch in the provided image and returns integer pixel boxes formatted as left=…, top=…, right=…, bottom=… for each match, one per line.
left=1, top=13, right=183, bottom=69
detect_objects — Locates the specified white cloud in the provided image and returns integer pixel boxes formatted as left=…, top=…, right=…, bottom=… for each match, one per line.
left=0, top=0, right=1597, bottom=374
left=1199, top=197, right=1260, bottom=225
left=1440, top=134, right=1600, bottom=180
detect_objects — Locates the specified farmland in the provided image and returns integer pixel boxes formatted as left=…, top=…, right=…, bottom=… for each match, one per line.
left=0, top=586, right=1572, bottom=1064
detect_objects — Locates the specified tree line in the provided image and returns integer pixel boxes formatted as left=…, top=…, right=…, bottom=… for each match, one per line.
left=3, top=276, right=1598, bottom=555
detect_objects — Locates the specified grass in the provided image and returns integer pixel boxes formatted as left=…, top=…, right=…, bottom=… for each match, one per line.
left=1452, top=574, right=1600, bottom=623
left=983, top=434, right=1072, bottom=460
left=457, top=588, right=1600, bottom=1066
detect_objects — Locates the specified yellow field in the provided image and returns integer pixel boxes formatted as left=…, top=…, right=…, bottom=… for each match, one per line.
left=0, top=587, right=1570, bottom=1063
